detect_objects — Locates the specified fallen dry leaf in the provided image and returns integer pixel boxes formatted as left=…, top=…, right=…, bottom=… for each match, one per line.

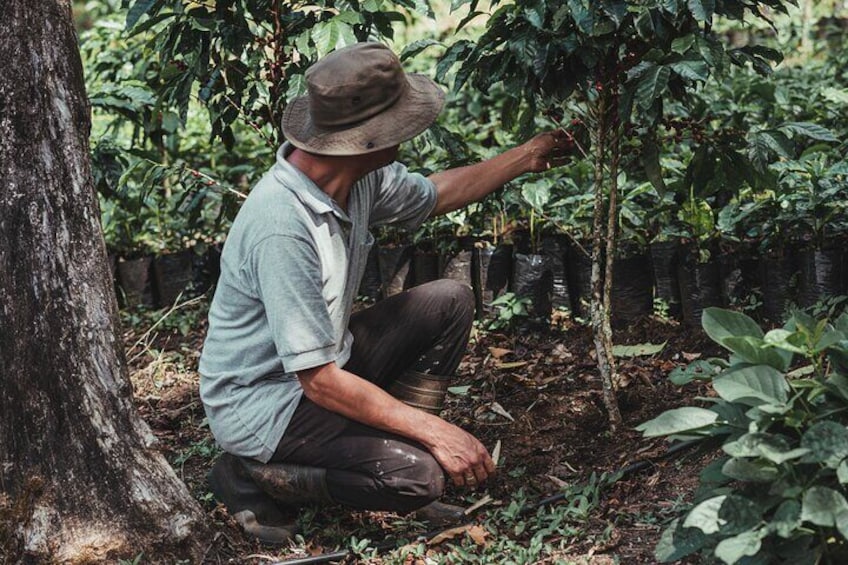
left=488, top=347, right=512, bottom=359
left=496, top=361, right=528, bottom=370
left=682, top=352, right=702, bottom=361
left=489, top=401, right=515, bottom=421
left=429, top=524, right=473, bottom=545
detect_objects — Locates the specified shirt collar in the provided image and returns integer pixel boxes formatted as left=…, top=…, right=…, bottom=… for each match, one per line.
left=273, top=142, right=350, bottom=221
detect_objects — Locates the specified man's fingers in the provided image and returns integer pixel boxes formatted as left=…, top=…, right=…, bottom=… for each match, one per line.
left=450, top=471, right=465, bottom=487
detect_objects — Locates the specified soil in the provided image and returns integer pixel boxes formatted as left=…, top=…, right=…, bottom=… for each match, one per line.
left=125, top=305, right=724, bottom=564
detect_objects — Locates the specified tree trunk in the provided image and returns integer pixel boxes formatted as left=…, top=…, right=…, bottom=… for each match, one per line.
left=588, top=96, right=622, bottom=431
left=0, top=1, right=210, bottom=562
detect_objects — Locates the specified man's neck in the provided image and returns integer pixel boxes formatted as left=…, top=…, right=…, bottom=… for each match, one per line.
left=285, top=148, right=372, bottom=211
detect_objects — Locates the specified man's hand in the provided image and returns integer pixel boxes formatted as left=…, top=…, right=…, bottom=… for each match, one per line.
left=298, top=362, right=494, bottom=489
left=427, top=420, right=496, bottom=489
left=523, top=129, right=576, bottom=174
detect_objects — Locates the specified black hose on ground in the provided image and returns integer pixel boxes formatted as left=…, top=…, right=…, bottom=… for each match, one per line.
left=272, top=439, right=701, bottom=565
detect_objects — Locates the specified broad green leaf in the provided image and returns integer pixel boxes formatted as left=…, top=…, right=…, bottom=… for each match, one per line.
left=771, top=500, right=802, bottom=538
left=687, top=0, right=715, bottom=22
left=812, top=329, right=847, bottom=354
left=600, top=0, right=627, bottom=26
left=822, top=87, right=848, bottom=105
left=635, top=65, right=670, bottom=110
left=764, top=328, right=807, bottom=354
left=613, top=341, right=666, bottom=358
left=126, top=0, right=157, bottom=30
left=801, top=487, right=848, bottom=529
left=702, top=308, right=764, bottom=344
left=567, top=0, right=594, bottom=34
left=655, top=518, right=709, bottom=562
left=721, top=458, right=778, bottom=482
left=723, top=432, right=807, bottom=464
left=669, top=359, right=720, bottom=385
left=801, top=422, right=848, bottom=469
left=684, top=495, right=726, bottom=534
left=718, top=495, right=763, bottom=535
left=521, top=180, right=551, bottom=213
left=721, top=336, right=790, bottom=370
left=779, top=122, right=839, bottom=143
left=641, top=139, right=666, bottom=193
left=524, top=1, right=546, bottom=28
left=671, top=34, right=695, bottom=54
left=400, top=39, right=441, bottom=61
left=635, top=407, right=718, bottom=437
left=838, top=461, right=848, bottom=484
left=669, top=59, right=710, bottom=82
left=713, top=365, right=789, bottom=406
left=715, top=529, right=764, bottom=565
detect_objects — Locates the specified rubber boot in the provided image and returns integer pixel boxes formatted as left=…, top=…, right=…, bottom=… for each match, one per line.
left=414, top=500, right=465, bottom=527
left=388, top=369, right=450, bottom=415
left=207, top=453, right=297, bottom=546
left=241, top=459, right=333, bottom=506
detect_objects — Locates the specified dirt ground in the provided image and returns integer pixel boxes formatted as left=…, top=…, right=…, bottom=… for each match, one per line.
left=126, top=304, right=723, bottom=564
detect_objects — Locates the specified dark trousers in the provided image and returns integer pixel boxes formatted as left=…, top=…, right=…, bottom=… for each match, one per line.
left=271, top=279, right=474, bottom=513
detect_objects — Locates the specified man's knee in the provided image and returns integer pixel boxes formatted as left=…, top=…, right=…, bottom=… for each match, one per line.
left=423, top=279, right=474, bottom=320
left=378, top=452, right=445, bottom=512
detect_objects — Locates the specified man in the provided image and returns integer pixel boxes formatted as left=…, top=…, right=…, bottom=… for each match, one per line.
left=199, top=42, right=572, bottom=544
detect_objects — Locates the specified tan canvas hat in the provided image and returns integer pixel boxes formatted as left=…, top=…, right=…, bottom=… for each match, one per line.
left=281, top=42, right=445, bottom=156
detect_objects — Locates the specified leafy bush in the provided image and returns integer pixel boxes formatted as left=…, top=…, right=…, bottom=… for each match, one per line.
left=639, top=307, right=848, bottom=564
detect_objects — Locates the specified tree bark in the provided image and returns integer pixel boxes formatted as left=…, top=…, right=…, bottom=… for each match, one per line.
left=0, top=1, right=211, bottom=562
left=588, top=96, right=622, bottom=431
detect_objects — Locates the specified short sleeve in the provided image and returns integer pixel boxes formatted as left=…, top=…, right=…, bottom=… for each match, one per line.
left=246, top=234, right=338, bottom=373
left=368, top=162, right=437, bottom=230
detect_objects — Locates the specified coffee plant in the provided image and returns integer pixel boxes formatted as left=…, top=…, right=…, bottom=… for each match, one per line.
left=639, top=307, right=848, bottom=564
left=441, top=0, right=801, bottom=428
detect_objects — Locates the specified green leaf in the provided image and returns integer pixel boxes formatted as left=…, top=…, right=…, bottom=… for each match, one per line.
left=770, top=500, right=801, bottom=538
left=669, top=59, right=710, bottom=82
left=838, top=461, right=848, bottom=484
left=702, top=308, right=764, bottom=343
left=400, top=39, right=442, bottom=61
left=655, top=518, right=709, bottom=562
left=524, top=1, right=546, bottom=28
left=722, top=432, right=807, bottom=464
left=721, top=336, right=790, bottom=370
left=126, top=0, right=158, bottom=31
left=641, top=139, right=666, bottom=193
left=671, top=34, right=695, bottom=54
left=600, top=0, right=627, bottom=26
left=684, top=495, right=725, bottom=533
left=779, top=122, right=839, bottom=143
left=635, top=65, right=671, bottom=110
left=669, top=359, right=719, bottom=385
left=687, top=0, right=715, bottom=22
left=612, top=341, right=666, bottom=358
left=764, top=329, right=807, bottom=354
left=521, top=180, right=551, bottom=213
left=567, top=0, right=594, bottom=34
left=448, top=385, right=471, bottom=396
left=636, top=407, right=718, bottom=437
left=801, top=487, right=848, bottom=528
left=801, top=422, right=848, bottom=469
left=715, top=529, right=764, bottom=565
left=721, top=458, right=779, bottom=483
left=713, top=365, right=789, bottom=406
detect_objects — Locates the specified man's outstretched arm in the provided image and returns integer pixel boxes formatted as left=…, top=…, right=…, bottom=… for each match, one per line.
left=428, top=130, right=573, bottom=217
left=297, top=362, right=494, bottom=487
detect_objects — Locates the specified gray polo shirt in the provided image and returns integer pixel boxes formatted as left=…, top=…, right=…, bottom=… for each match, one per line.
left=198, top=143, right=437, bottom=462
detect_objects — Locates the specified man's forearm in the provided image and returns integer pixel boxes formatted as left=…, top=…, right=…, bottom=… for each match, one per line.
left=297, top=363, right=444, bottom=449
left=428, top=144, right=530, bottom=217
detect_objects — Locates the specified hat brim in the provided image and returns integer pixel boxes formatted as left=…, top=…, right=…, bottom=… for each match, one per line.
left=281, top=73, right=445, bottom=157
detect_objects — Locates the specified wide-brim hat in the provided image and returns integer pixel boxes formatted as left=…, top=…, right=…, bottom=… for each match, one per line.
left=281, top=42, right=445, bottom=156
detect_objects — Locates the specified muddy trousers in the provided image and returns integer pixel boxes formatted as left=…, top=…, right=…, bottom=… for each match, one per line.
left=270, top=279, right=474, bottom=513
